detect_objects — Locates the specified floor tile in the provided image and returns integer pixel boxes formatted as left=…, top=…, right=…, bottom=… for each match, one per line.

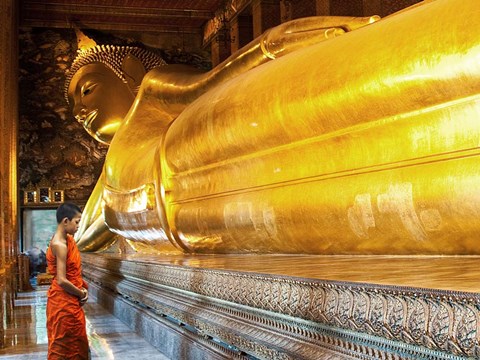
left=0, top=285, right=170, bottom=359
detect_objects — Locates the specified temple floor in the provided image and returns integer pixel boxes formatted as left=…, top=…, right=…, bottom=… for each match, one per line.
left=103, top=253, right=480, bottom=293
left=0, top=283, right=170, bottom=359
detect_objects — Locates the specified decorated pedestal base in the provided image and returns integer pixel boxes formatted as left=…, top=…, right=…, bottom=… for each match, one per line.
left=81, top=253, right=479, bottom=360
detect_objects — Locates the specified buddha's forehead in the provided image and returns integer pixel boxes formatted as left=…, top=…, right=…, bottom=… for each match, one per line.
left=68, top=63, right=120, bottom=96
left=71, top=63, right=117, bottom=83
left=64, top=45, right=166, bottom=104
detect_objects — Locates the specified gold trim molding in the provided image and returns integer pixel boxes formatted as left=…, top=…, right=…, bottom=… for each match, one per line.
left=82, top=254, right=479, bottom=359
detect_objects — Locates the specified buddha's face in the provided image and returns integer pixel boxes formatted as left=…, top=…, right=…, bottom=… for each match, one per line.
left=67, top=63, right=135, bottom=144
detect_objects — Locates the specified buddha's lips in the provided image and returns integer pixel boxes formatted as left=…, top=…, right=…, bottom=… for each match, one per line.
left=84, top=110, right=97, bottom=130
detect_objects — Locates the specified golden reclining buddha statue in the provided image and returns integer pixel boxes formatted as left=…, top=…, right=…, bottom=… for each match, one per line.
left=67, top=0, right=480, bottom=255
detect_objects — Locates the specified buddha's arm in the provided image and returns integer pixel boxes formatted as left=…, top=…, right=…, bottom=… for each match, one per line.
left=256, top=15, right=379, bottom=60
left=208, top=15, right=380, bottom=84
left=76, top=214, right=115, bottom=252
left=141, top=15, right=379, bottom=119
left=75, top=169, right=117, bottom=251
left=76, top=171, right=104, bottom=237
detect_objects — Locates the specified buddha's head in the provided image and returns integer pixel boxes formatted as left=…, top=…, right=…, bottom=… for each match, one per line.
left=65, top=45, right=166, bottom=144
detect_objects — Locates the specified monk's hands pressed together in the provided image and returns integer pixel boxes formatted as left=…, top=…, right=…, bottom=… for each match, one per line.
left=79, top=288, right=88, bottom=306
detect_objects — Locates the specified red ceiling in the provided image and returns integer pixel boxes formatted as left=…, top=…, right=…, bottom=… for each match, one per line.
left=20, top=0, right=225, bottom=34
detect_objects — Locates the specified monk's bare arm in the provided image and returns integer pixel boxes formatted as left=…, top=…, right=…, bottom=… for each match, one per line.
left=52, top=241, right=87, bottom=300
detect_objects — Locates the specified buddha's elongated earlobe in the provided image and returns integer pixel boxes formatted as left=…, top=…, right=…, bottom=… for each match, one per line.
left=121, top=54, right=146, bottom=93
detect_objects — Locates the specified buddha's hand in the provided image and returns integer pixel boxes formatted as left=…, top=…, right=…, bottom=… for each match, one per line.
left=260, top=16, right=380, bottom=59
left=76, top=214, right=117, bottom=252
left=75, top=169, right=117, bottom=252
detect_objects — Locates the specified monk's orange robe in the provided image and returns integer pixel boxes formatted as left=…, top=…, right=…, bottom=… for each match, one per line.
left=46, top=234, right=89, bottom=359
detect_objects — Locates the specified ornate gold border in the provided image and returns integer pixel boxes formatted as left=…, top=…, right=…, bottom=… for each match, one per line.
left=23, top=190, right=37, bottom=204
left=82, top=254, right=479, bottom=359
left=37, top=186, right=51, bottom=203
left=52, top=189, right=64, bottom=203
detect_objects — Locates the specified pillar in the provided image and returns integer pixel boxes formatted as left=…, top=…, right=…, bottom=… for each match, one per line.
left=210, top=32, right=231, bottom=67
left=252, top=0, right=281, bottom=38
left=230, top=13, right=254, bottom=54
left=0, top=0, right=19, bottom=348
left=230, top=16, right=241, bottom=54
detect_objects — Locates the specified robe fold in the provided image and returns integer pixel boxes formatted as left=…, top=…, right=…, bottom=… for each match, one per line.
left=46, top=234, right=89, bottom=359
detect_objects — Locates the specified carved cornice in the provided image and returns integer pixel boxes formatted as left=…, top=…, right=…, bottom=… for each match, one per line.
left=82, top=254, right=478, bottom=359
left=84, top=263, right=358, bottom=359
left=203, top=0, right=251, bottom=44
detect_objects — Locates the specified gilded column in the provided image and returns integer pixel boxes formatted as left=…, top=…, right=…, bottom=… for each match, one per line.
left=210, top=33, right=232, bottom=67
left=229, top=16, right=241, bottom=54
left=230, top=14, right=254, bottom=53
left=252, top=0, right=281, bottom=37
left=280, top=0, right=293, bottom=22
left=0, top=0, right=19, bottom=348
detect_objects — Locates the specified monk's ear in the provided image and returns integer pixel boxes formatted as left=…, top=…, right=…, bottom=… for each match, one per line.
left=121, top=54, right=146, bottom=91
left=62, top=217, right=69, bottom=225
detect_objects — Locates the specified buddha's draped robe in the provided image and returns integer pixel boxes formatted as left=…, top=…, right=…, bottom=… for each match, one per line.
left=46, top=234, right=89, bottom=359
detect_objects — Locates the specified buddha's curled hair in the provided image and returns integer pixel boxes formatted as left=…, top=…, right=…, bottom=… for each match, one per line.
left=64, top=45, right=166, bottom=104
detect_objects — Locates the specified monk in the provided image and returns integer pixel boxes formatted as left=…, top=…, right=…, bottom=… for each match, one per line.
left=46, top=202, right=89, bottom=359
